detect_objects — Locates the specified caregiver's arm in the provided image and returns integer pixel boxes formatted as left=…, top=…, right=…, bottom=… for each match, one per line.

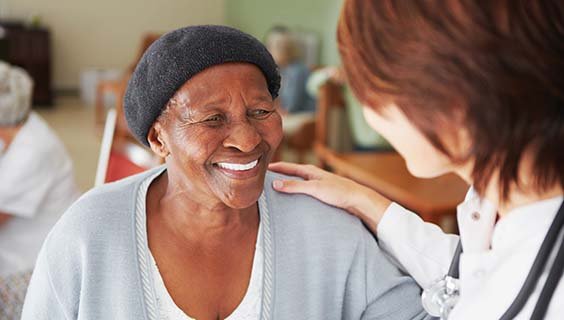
left=269, top=162, right=459, bottom=287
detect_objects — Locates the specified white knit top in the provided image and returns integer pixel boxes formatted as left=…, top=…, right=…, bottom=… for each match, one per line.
left=139, top=173, right=264, bottom=320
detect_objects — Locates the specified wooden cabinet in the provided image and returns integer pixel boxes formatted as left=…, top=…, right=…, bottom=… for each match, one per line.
left=0, top=21, right=53, bottom=106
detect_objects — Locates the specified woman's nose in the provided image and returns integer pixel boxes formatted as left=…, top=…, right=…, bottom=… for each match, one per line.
left=222, top=120, right=262, bottom=153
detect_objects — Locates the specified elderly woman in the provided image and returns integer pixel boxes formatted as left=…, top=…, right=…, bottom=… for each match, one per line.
left=21, top=26, right=426, bottom=320
left=0, top=61, right=79, bottom=318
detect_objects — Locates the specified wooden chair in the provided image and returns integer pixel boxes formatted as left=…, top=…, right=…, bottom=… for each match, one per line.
left=95, top=109, right=162, bottom=186
left=285, top=118, right=315, bottom=163
left=314, top=81, right=468, bottom=226
left=275, top=65, right=326, bottom=164
left=95, top=78, right=129, bottom=128
left=95, top=33, right=161, bottom=126
left=276, top=112, right=316, bottom=163
left=314, top=81, right=347, bottom=161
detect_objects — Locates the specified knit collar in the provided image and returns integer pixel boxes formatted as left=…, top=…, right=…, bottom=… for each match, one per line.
left=132, top=166, right=275, bottom=320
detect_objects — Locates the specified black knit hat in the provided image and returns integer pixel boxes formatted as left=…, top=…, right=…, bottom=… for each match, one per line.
left=124, top=25, right=281, bottom=146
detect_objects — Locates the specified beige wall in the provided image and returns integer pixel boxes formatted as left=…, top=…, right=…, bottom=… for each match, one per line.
left=3, top=0, right=225, bottom=89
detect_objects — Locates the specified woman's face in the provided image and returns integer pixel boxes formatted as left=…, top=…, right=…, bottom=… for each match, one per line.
left=151, top=63, right=283, bottom=209
left=363, top=105, right=459, bottom=179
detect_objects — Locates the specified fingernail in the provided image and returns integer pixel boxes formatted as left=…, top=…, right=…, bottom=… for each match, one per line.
left=273, top=180, right=283, bottom=189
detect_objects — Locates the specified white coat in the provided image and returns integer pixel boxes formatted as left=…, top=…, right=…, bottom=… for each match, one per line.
left=377, top=188, right=564, bottom=319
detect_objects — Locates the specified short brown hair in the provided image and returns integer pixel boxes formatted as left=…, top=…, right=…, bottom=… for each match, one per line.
left=338, top=0, right=564, bottom=199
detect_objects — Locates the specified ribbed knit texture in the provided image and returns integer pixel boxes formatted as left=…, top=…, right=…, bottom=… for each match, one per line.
left=136, top=174, right=158, bottom=320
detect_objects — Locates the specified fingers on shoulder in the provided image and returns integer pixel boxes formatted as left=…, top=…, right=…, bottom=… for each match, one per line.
left=273, top=178, right=318, bottom=195
left=270, top=162, right=324, bottom=180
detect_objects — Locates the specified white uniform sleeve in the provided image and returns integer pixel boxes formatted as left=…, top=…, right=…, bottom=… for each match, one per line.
left=377, top=202, right=460, bottom=288
left=0, top=153, right=54, bottom=218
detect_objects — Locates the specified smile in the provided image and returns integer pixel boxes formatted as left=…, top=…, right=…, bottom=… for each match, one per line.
left=216, top=159, right=259, bottom=171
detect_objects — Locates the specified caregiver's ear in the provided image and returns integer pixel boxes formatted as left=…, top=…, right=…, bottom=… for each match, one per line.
left=147, top=122, right=169, bottom=158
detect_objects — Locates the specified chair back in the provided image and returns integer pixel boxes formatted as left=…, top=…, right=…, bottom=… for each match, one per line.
left=128, top=33, right=161, bottom=72
left=314, top=80, right=352, bottom=163
left=95, top=109, right=162, bottom=186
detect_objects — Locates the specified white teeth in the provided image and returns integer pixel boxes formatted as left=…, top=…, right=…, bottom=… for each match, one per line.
left=217, top=159, right=259, bottom=171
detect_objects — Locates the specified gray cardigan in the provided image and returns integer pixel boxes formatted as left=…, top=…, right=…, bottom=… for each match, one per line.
left=22, top=166, right=428, bottom=319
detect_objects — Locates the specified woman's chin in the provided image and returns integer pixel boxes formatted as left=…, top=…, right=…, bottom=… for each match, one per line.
left=221, top=195, right=261, bottom=209
left=217, top=186, right=264, bottom=209
left=405, top=161, right=449, bottom=179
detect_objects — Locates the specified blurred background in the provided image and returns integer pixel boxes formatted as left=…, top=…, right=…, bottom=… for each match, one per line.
left=0, top=0, right=344, bottom=188
left=0, top=0, right=468, bottom=230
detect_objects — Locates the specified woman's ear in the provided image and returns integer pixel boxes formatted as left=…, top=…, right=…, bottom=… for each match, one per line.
left=147, top=122, right=170, bottom=158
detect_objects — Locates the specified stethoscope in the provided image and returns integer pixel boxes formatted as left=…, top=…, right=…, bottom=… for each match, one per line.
left=421, top=200, right=564, bottom=319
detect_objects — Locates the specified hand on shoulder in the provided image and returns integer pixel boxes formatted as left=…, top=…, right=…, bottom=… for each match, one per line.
left=269, top=162, right=392, bottom=234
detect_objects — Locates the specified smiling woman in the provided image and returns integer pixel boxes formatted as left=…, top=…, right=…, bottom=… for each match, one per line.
left=148, top=63, right=282, bottom=210
left=144, top=62, right=283, bottom=319
left=21, top=25, right=428, bottom=320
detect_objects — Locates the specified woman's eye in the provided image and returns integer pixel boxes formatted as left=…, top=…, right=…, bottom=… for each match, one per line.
left=249, top=109, right=273, bottom=119
left=203, top=115, right=223, bottom=123
left=195, top=114, right=225, bottom=127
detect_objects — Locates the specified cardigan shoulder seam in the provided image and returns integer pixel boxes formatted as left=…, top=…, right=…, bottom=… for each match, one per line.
left=43, top=238, right=72, bottom=320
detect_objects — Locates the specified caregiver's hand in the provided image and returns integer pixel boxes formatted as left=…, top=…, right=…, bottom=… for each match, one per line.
left=269, top=162, right=392, bottom=234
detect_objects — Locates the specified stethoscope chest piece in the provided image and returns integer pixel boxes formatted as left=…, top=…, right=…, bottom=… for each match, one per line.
left=421, top=200, right=564, bottom=320
left=421, top=275, right=460, bottom=319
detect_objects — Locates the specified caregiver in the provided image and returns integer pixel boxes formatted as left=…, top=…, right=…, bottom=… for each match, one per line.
left=270, top=0, right=564, bottom=319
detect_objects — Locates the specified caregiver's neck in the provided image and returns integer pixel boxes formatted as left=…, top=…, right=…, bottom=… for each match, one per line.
left=456, top=151, right=563, bottom=219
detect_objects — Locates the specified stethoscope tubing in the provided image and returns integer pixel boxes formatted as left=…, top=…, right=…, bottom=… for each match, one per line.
left=445, top=200, right=564, bottom=320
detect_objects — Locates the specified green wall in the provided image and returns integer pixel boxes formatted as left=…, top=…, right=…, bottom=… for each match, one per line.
left=225, top=0, right=343, bottom=66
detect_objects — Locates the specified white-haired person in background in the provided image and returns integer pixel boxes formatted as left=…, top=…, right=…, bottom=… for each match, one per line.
left=0, top=61, right=80, bottom=319
left=265, top=26, right=317, bottom=151
left=265, top=25, right=315, bottom=115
